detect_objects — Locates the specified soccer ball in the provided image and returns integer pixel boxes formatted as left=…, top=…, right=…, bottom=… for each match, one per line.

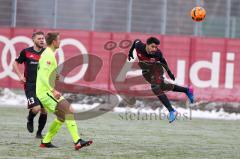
left=191, top=6, right=206, bottom=22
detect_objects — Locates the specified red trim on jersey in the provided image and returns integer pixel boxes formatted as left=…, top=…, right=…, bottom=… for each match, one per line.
left=136, top=50, right=157, bottom=63
left=25, top=51, right=40, bottom=61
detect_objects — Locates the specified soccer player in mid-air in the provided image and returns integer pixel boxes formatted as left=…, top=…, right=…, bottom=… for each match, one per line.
left=13, top=31, right=47, bottom=138
left=128, top=37, right=194, bottom=123
left=36, top=32, right=92, bottom=149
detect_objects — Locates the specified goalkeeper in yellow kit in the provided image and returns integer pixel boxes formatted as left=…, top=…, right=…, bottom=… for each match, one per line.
left=36, top=32, right=92, bottom=150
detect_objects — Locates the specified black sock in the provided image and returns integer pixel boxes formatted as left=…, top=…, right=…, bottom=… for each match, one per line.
left=28, top=109, right=37, bottom=122
left=157, top=94, right=174, bottom=112
left=37, top=113, right=47, bottom=134
left=172, top=85, right=188, bottom=93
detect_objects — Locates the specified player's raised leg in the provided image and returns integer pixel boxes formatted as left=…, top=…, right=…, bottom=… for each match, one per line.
left=172, top=85, right=194, bottom=103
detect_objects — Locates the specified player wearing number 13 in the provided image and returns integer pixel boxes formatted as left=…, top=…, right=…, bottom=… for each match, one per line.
left=13, top=31, right=47, bottom=138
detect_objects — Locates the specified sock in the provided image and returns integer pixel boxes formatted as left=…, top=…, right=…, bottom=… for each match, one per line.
left=172, top=85, right=188, bottom=93
left=157, top=94, right=174, bottom=112
left=37, top=113, right=47, bottom=135
left=28, top=109, right=37, bottom=122
left=42, top=118, right=63, bottom=143
left=65, top=114, right=80, bottom=143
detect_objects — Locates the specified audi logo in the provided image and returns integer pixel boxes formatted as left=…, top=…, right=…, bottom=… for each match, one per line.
left=0, top=35, right=89, bottom=83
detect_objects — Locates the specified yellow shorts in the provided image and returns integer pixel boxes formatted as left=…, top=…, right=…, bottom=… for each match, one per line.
left=38, top=92, right=65, bottom=113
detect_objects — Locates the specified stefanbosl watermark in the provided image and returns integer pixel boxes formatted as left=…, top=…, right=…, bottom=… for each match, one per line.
left=118, top=107, right=193, bottom=121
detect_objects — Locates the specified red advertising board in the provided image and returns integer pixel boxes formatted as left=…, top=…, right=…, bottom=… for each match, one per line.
left=0, top=28, right=240, bottom=102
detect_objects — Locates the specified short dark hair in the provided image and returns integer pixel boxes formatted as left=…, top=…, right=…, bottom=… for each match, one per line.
left=45, top=32, right=59, bottom=45
left=32, top=31, right=44, bottom=39
left=146, top=37, right=160, bottom=45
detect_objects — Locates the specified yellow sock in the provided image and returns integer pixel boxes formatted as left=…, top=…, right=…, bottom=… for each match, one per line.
left=65, top=114, right=80, bottom=143
left=42, top=118, right=63, bottom=143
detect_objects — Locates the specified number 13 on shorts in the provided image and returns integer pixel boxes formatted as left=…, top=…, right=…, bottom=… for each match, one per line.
left=27, top=97, right=35, bottom=105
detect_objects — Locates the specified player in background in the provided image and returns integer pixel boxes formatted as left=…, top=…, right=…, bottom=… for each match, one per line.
left=36, top=32, right=92, bottom=149
left=128, top=37, right=194, bottom=123
left=13, top=31, right=47, bottom=138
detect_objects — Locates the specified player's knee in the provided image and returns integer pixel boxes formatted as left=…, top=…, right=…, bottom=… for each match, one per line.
left=40, top=108, right=47, bottom=115
left=55, top=108, right=66, bottom=122
left=57, top=99, right=73, bottom=114
left=151, top=84, right=161, bottom=95
left=57, top=117, right=65, bottom=122
left=31, top=105, right=41, bottom=113
left=69, top=105, right=75, bottom=114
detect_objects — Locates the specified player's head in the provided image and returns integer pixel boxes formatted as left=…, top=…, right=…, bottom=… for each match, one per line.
left=45, top=32, right=60, bottom=49
left=146, top=37, right=160, bottom=53
left=32, top=31, right=45, bottom=49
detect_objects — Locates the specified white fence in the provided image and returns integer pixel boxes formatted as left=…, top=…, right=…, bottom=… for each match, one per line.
left=0, top=0, right=240, bottom=38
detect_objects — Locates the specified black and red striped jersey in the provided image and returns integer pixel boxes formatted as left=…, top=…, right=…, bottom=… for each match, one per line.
left=15, top=47, right=45, bottom=83
left=129, top=39, right=170, bottom=71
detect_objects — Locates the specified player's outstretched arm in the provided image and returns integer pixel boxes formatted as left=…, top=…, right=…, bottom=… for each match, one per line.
left=128, top=39, right=141, bottom=61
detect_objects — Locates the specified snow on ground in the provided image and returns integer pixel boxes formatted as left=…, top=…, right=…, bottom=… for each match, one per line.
left=113, top=107, right=240, bottom=120
left=0, top=88, right=26, bottom=107
left=1, top=88, right=240, bottom=120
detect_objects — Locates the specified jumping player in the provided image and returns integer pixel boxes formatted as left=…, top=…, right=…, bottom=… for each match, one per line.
left=128, top=37, right=194, bottom=123
left=13, top=31, right=47, bottom=138
left=36, top=32, right=92, bottom=149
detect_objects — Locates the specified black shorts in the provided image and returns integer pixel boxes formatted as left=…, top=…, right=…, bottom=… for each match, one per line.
left=24, top=83, right=42, bottom=109
left=138, top=62, right=174, bottom=95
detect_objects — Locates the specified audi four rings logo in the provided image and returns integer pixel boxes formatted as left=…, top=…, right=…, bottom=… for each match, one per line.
left=0, top=35, right=89, bottom=83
